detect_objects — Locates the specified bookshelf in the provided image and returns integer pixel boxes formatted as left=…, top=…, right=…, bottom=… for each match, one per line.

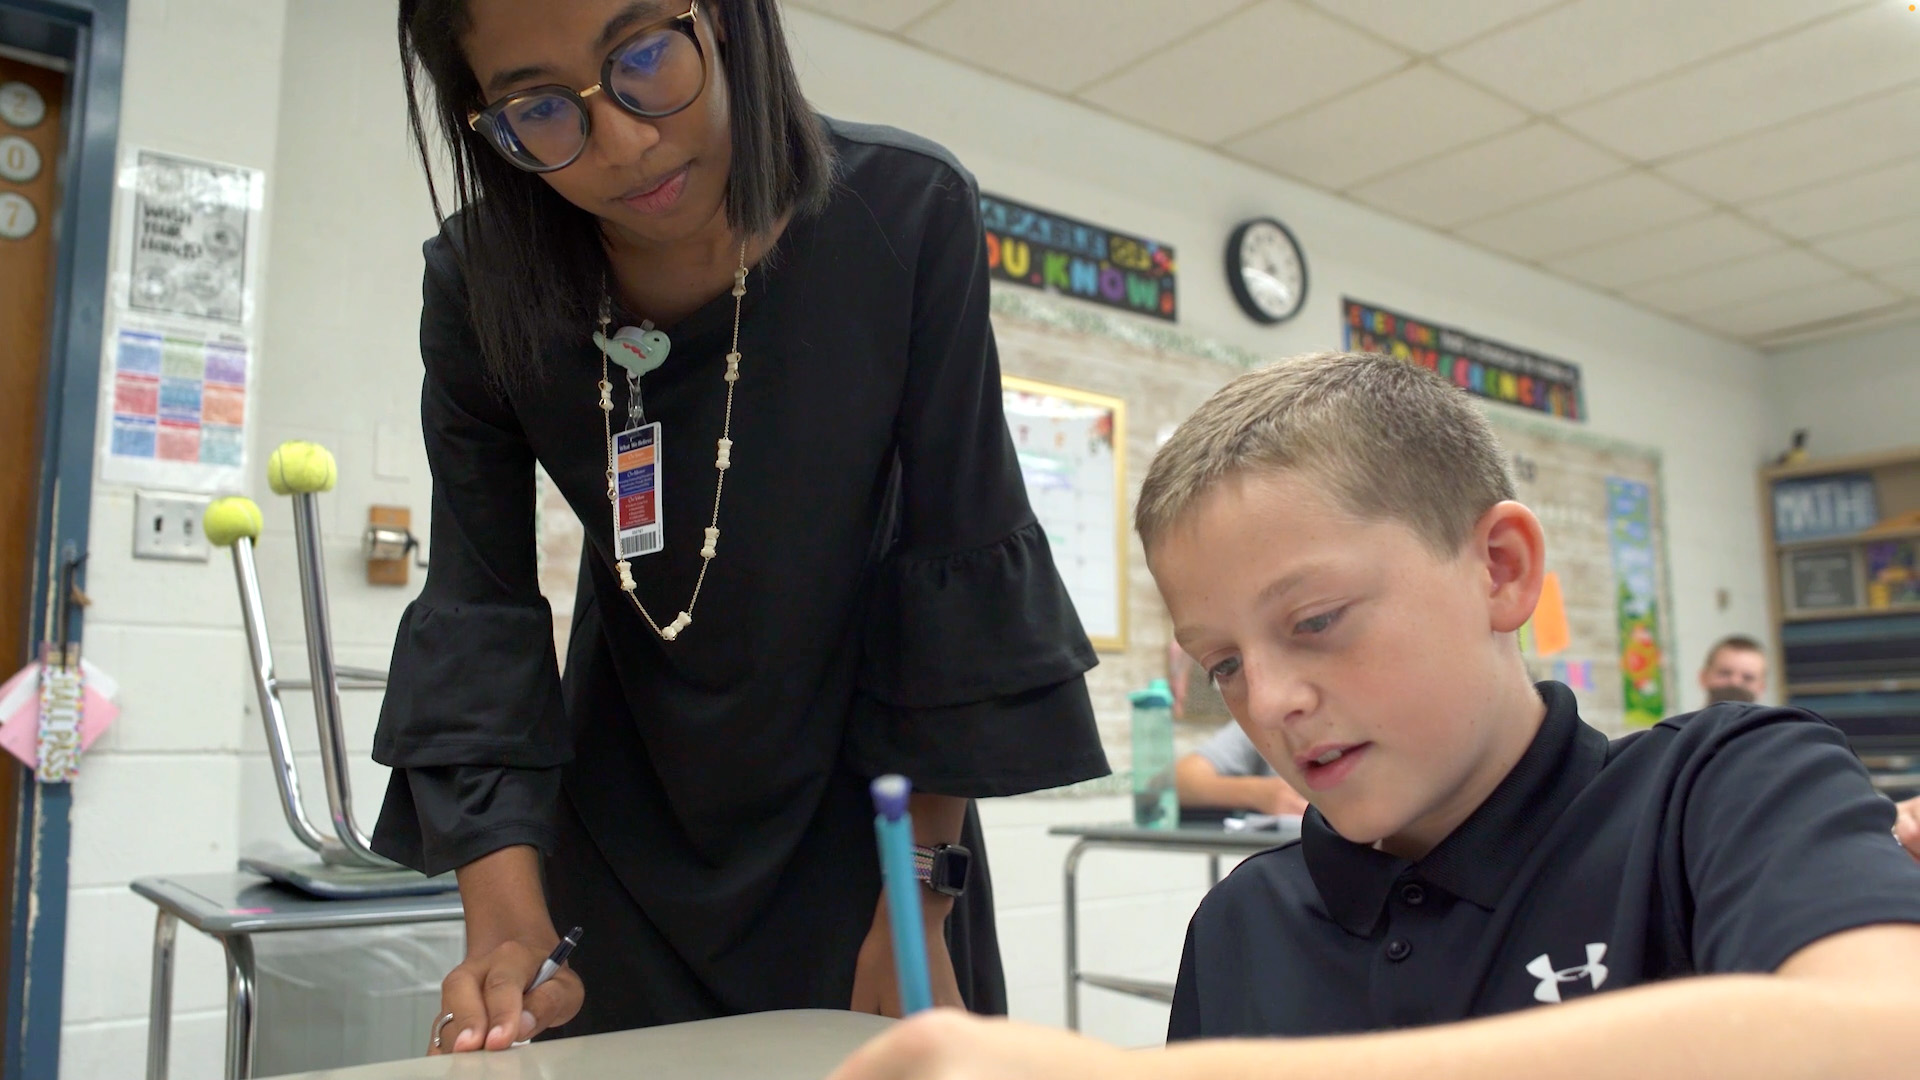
left=1760, top=446, right=1920, bottom=796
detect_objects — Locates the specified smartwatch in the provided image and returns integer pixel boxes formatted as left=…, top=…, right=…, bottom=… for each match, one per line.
left=912, top=843, right=971, bottom=897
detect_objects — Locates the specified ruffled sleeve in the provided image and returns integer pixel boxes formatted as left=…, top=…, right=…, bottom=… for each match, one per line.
left=370, top=231, right=570, bottom=875
left=844, top=164, right=1108, bottom=797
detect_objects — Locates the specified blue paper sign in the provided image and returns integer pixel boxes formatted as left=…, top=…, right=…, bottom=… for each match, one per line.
left=1772, top=474, right=1878, bottom=544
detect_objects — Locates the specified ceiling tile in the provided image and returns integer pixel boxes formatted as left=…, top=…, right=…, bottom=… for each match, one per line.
left=1225, top=65, right=1527, bottom=190
left=1304, top=0, right=1562, bottom=54
left=1619, top=248, right=1847, bottom=316
left=1873, top=261, right=1920, bottom=296
left=1545, top=213, right=1783, bottom=290
left=1453, top=172, right=1713, bottom=262
left=1075, top=0, right=1408, bottom=145
left=1816, top=216, right=1920, bottom=271
left=1558, top=6, right=1918, bottom=162
left=791, top=0, right=948, bottom=32
left=1346, top=123, right=1625, bottom=229
left=1691, top=277, right=1903, bottom=339
left=1441, top=0, right=1859, bottom=114
left=903, top=0, right=1251, bottom=94
left=1656, top=87, right=1920, bottom=205
left=1743, top=157, right=1920, bottom=240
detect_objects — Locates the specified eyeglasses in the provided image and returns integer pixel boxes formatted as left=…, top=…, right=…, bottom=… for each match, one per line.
left=467, top=2, right=706, bottom=173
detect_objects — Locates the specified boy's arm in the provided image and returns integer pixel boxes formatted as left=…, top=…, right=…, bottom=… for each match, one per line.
left=828, top=923, right=1920, bottom=1080
left=1175, top=754, right=1308, bottom=816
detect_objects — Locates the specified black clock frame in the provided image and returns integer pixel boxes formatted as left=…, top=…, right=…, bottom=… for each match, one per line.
left=1225, top=216, right=1308, bottom=325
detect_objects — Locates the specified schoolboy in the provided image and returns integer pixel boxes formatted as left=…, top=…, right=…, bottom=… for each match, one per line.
left=830, top=352, right=1920, bottom=1080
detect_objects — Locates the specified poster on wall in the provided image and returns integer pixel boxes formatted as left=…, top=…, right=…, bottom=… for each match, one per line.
left=100, top=149, right=264, bottom=492
left=1606, top=477, right=1666, bottom=727
left=1342, top=298, right=1585, bottom=421
left=980, top=192, right=1176, bottom=323
left=1002, top=375, right=1127, bottom=651
left=127, top=150, right=255, bottom=323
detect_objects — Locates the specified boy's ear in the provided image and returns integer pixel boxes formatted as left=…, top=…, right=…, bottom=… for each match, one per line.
left=1476, top=500, right=1546, bottom=634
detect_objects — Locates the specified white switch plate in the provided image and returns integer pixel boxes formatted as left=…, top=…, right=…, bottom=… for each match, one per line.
left=133, top=491, right=211, bottom=562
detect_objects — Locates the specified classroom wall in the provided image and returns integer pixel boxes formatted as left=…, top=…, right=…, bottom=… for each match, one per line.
left=53, top=2, right=1789, bottom=1075
left=56, top=2, right=290, bottom=1078
left=1765, top=318, right=1920, bottom=460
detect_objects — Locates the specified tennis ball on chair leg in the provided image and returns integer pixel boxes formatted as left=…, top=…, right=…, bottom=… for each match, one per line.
left=203, top=497, right=264, bottom=547
left=267, top=440, right=338, bottom=495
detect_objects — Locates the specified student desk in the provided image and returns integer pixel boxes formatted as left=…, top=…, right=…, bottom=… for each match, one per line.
left=131, top=872, right=464, bottom=1080
left=1049, top=821, right=1301, bottom=1030
left=258, top=1010, right=893, bottom=1080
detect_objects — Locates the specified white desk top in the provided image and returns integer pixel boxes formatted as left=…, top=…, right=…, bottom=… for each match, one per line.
left=262, top=1010, right=892, bottom=1080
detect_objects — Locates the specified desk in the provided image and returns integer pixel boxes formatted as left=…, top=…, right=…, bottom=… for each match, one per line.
left=131, top=872, right=464, bottom=1080
left=260, top=1010, right=892, bottom=1079
left=1049, top=822, right=1300, bottom=1030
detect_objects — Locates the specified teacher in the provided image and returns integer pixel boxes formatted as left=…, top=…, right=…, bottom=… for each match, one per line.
left=379, top=0, right=1108, bottom=1054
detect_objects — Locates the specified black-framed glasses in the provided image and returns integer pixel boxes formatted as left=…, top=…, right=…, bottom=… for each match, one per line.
left=467, top=2, right=706, bottom=173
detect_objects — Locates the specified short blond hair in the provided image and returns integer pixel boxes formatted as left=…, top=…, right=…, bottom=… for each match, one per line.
left=1136, top=353, right=1515, bottom=556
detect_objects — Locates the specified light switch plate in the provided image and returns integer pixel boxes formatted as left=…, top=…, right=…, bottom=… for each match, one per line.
left=133, top=491, right=211, bottom=562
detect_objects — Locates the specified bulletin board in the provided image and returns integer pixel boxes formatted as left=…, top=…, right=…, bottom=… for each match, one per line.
left=1493, top=411, right=1675, bottom=735
left=1002, top=375, right=1129, bottom=651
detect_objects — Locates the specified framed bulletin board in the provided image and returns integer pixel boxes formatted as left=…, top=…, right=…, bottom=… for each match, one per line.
left=1003, top=374, right=1128, bottom=651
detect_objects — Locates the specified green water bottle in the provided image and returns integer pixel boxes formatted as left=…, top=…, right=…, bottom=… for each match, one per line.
left=1130, top=678, right=1179, bottom=830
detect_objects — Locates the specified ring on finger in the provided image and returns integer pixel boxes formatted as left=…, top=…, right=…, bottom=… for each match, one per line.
left=430, top=1011, right=458, bottom=1051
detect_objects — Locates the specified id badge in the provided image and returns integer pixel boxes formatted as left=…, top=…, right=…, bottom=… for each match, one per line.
left=613, top=423, right=664, bottom=558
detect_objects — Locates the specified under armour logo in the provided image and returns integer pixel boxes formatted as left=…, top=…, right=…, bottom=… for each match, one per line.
left=1525, top=943, right=1609, bottom=1003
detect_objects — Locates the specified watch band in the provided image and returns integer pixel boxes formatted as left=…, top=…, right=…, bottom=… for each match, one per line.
left=912, top=844, right=938, bottom=886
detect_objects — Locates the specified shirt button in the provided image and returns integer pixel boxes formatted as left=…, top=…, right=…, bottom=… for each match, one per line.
left=1385, top=938, right=1412, bottom=962
left=1400, top=883, right=1426, bottom=906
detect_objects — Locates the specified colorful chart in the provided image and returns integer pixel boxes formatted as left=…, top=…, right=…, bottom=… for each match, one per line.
left=107, top=327, right=247, bottom=469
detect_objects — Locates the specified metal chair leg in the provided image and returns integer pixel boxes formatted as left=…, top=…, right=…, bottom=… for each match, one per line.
left=146, top=910, right=177, bottom=1080
left=221, top=934, right=257, bottom=1080
left=1062, top=838, right=1090, bottom=1032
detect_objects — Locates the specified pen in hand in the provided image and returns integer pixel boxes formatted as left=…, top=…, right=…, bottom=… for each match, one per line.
left=508, top=926, right=583, bottom=1047
left=527, top=926, right=584, bottom=994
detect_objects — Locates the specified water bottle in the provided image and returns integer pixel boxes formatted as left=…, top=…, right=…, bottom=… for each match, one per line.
left=1130, top=678, right=1179, bottom=830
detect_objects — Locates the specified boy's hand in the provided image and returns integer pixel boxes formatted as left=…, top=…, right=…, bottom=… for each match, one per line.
left=1895, top=797, right=1920, bottom=863
left=828, top=1010, right=1145, bottom=1080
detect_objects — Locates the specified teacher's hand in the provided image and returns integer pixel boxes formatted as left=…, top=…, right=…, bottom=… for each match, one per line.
left=850, top=893, right=964, bottom=1016
left=434, top=846, right=584, bottom=1054
left=434, top=932, right=584, bottom=1054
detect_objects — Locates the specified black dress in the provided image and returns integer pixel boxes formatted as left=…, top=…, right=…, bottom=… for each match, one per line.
left=370, top=118, right=1110, bottom=1033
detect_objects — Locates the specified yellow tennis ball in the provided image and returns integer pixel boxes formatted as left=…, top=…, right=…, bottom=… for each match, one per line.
left=202, top=497, right=264, bottom=547
left=267, top=440, right=337, bottom=495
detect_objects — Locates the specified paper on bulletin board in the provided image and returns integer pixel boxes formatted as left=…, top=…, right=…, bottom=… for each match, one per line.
left=1606, top=477, right=1666, bottom=727
left=99, top=148, right=263, bottom=492
left=1531, top=571, right=1572, bottom=657
left=1002, top=376, right=1127, bottom=650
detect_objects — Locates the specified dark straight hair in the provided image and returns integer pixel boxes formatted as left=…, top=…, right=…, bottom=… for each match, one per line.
left=397, top=0, right=835, bottom=384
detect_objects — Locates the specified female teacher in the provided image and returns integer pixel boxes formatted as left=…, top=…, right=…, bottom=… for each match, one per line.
left=380, top=0, right=1108, bottom=1054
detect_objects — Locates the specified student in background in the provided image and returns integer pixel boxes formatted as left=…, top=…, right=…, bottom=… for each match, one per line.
left=1700, top=634, right=1767, bottom=705
left=1175, top=722, right=1308, bottom=816
left=829, top=353, right=1920, bottom=1080
left=1696, top=636, right=1920, bottom=863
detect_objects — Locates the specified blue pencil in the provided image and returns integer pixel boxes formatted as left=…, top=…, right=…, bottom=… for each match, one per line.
left=870, top=774, right=935, bottom=1014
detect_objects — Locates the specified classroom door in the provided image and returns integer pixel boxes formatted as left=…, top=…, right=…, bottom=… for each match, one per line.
left=0, top=54, right=69, bottom=1017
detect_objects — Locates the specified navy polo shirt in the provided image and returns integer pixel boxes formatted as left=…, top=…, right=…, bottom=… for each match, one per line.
left=1169, top=681, right=1920, bottom=1039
